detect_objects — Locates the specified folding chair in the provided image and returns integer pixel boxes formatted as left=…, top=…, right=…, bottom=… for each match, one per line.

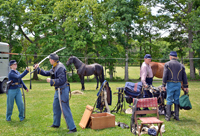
left=133, top=97, right=163, bottom=136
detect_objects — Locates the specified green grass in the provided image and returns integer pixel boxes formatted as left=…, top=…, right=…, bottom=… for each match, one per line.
left=0, top=81, right=200, bottom=136
left=0, top=66, right=199, bottom=136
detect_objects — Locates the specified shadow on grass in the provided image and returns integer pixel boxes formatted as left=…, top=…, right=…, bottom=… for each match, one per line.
left=176, top=117, right=199, bottom=126
left=6, top=118, right=28, bottom=126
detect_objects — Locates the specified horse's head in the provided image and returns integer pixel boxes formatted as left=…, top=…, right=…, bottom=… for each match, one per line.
left=66, top=56, right=74, bottom=66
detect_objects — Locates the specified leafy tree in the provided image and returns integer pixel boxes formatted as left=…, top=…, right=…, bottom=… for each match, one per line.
left=108, top=0, right=141, bottom=80
left=144, top=0, right=200, bottom=79
left=0, top=0, right=26, bottom=70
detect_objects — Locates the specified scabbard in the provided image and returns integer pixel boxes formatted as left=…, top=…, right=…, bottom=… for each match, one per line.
left=57, top=88, right=68, bottom=128
left=21, top=85, right=26, bottom=119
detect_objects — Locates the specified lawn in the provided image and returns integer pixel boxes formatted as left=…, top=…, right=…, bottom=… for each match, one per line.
left=0, top=66, right=199, bottom=136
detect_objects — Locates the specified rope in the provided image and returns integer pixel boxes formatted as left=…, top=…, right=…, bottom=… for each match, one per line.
left=9, top=53, right=200, bottom=60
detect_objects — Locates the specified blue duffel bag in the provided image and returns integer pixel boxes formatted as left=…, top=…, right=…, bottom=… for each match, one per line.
left=124, top=82, right=143, bottom=98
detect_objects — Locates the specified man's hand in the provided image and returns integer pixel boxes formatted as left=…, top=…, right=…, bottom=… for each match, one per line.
left=26, top=67, right=30, bottom=71
left=47, top=78, right=51, bottom=83
left=162, top=87, right=166, bottom=91
left=144, top=84, right=148, bottom=88
left=184, top=88, right=189, bottom=93
left=34, top=64, right=39, bottom=69
left=26, top=89, right=29, bottom=92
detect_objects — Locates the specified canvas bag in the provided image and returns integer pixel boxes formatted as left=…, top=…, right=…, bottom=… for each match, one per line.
left=179, top=94, right=192, bottom=110
left=124, top=82, right=143, bottom=97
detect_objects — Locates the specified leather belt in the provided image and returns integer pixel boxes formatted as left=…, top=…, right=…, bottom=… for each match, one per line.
left=11, top=82, right=19, bottom=85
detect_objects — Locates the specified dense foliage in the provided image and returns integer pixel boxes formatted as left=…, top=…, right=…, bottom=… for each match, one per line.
left=0, top=0, right=199, bottom=80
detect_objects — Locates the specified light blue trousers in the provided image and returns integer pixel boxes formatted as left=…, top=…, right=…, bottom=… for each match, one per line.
left=6, top=88, right=24, bottom=121
left=166, top=82, right=181, bottom=105
left=53, top=86, right=76, bottom=130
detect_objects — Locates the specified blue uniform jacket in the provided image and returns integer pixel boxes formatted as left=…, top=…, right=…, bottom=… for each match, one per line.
left=162, top=59, right=188, bottom=88
left=8, top=69, right=29, bottom=90
left=37, top=61, right=67, bottom=89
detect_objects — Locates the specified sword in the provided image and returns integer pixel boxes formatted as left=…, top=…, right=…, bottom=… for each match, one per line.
left=58, top=88, right=69, bottom=128
left=30, top=47, right=66, bottom=89
left=30, top=47, right=66, bottom=74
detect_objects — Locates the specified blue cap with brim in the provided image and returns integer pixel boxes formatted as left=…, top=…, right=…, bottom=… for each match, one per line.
left=144, top=54, right=152, bottom=59
left=169, top=51, right=177, bottom=57
left=148, top=128, right=157, bottom=136
left=9, top=60, right=17, bottom=66
left=49, top=53, right=59, bottom=60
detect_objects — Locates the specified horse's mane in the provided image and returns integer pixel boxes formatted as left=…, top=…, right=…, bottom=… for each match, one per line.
left=71, top=56, right=84, bottom=67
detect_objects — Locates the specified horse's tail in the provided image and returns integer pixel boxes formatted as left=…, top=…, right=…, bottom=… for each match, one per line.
left=101, top=66, right=105, bottom=83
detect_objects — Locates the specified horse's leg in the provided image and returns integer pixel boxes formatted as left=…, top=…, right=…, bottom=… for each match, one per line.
left=95, top=75, right=99, bottom=90
left=79, top=75, right=85, bottom=91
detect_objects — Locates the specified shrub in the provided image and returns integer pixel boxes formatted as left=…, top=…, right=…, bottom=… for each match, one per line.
left=67, top=74, right=80, bottom=82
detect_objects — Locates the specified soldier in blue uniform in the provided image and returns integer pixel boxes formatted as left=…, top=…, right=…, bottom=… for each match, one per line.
left=162, top=51, right=189, bottom=121
left=34, top=53, right=77, bottom=134
left=6, top=60, right=29, bottom=121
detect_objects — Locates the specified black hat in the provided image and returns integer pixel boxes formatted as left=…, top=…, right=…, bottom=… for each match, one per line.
left=49, top=53, right=59, bottom=60
left=144, top=54, right=152, bottom=59
left=169, top=51, right=177, bottom=57
left=9, top=60, right=17, bottom=66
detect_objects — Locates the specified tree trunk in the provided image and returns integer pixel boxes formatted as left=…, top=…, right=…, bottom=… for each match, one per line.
left=199, top=68, right=200, bottom=77
left=84, top=54, right=89, bottom=82
left=109, top=68, right=113, bottom=80
left=125, top=52, right=129, bottom=81
left=105, top=62, right=106, bottom=79
left=33, top=70, right=39, bottom=80
left=140, top=44, right=142, bottom=68
left=188, top=30, right=195, bottom=79
left=108, top=62, right=113, bottom=80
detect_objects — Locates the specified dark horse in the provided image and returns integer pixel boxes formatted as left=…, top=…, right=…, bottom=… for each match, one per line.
left=66, top=56, right=104, bottom=91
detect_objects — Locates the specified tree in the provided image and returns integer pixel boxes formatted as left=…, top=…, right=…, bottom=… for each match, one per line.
left=144, top=0, right=200, bottom=79
left=109, top=0, right=141, bottom=81
left=0, top=0, right=27, bottom=70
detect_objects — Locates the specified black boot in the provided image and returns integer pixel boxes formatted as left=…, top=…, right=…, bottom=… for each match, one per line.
left=48, top=124, right=59, bottom=128
left=174, top=104, right=180, bottom=121
left=165, top=105, right=171, bottom=121
left=67, top=128, right=77, bottom=134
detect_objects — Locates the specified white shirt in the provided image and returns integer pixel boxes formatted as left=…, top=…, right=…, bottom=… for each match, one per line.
left=140, top=62, right=153, bottom=85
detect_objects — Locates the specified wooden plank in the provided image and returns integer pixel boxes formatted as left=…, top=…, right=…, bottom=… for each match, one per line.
left=79, top=105, right=94, bottom=129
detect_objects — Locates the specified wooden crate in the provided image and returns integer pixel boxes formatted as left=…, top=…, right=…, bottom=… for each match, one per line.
left=89, top=112, right=115, bottom=130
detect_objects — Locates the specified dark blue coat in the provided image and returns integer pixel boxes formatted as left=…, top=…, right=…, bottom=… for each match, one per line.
left=8, top=69, right=29, bottom=90
left=37, top=61, right=67, bottom=89
left=162, top=59, right=188, bottom=88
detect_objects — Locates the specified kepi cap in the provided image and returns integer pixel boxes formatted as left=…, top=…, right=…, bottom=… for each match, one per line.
left=9, top=60, right=17, bottom=66
left=49, top=53, right=59, bottom=60
left=144, top=54, right=152, bottom=59
left=169, top=51, right=177, bottom=57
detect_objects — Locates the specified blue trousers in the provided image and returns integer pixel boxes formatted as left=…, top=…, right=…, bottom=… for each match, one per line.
left=144, top=78, right=153, bottom=98
left=6, top=88, right=24, bottom=121
left=166, top=82, right=181, bottom=105
left=53, top=86, right=76, bottom=130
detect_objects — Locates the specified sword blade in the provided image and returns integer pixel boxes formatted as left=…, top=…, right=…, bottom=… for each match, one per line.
left=38, top=47, right=66, bottom=66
